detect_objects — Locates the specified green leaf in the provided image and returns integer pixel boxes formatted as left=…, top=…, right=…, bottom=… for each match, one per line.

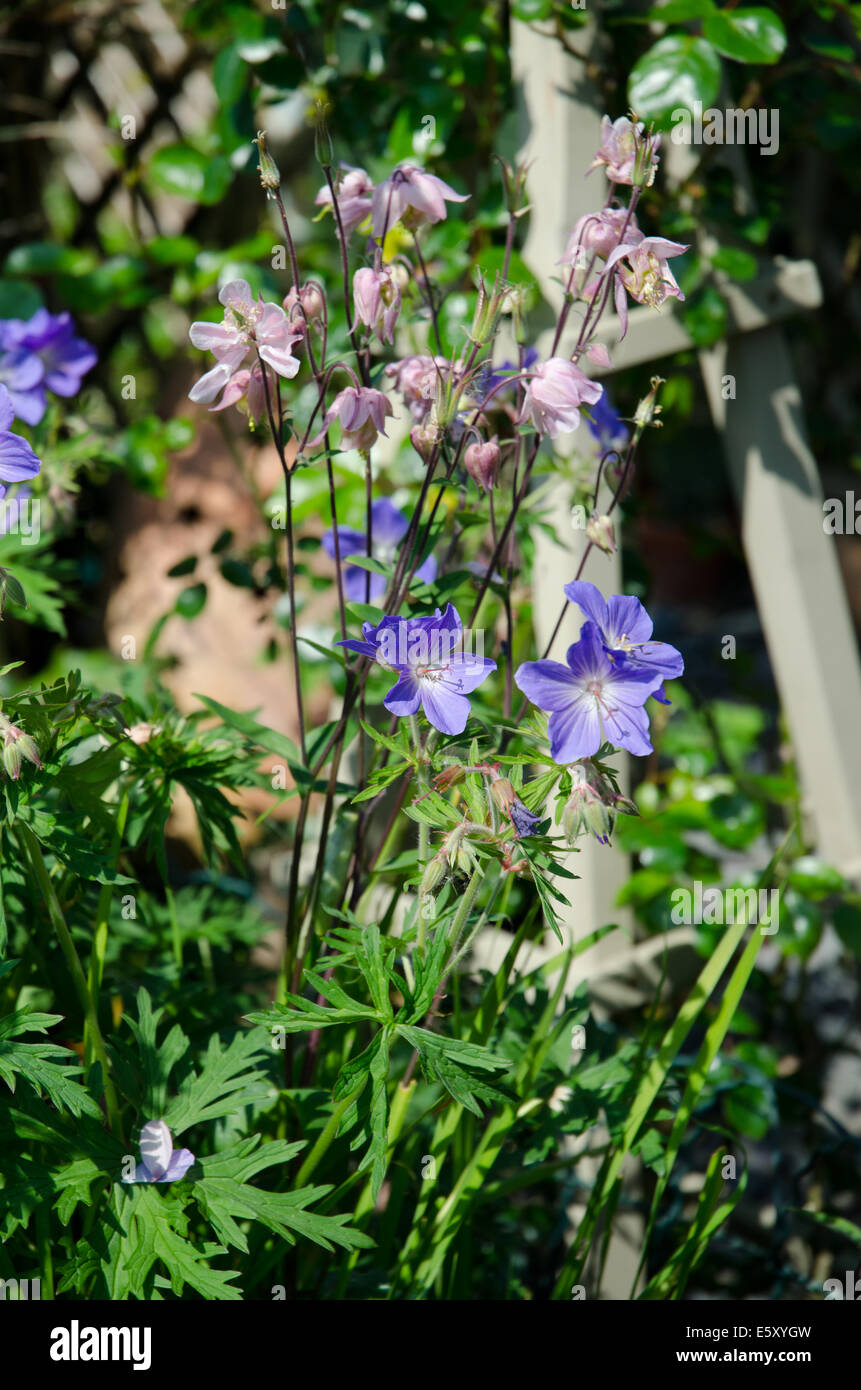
left=834, top=903, right=861, bottom=957
left=711, top=247, right=758, bottom=281
left=0, top=279, right=43, bottom=318
left=0, top=1008, right=101, bottom=1117
left=111, top=1184, right=243, bottom=1300
left=147, top=144, right=234, bottom=205
left=195, top=1135, right=372, bottom=1255
left=175, top=582, right=207, bottom=619
left=703, top=8, right=787, bottom=64
left=164, top=1028, right=276, bottom=1134
left=628, top=36, right=722, bottom=129
left=643, top=0, right=717, bottom=18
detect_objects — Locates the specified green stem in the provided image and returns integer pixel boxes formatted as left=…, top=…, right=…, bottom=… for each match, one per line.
left=19, top=822, right=121, bottom=1137
left=295, top=1080, right=365, bottom=1187
left=86, top=789, right=129, bottom=1065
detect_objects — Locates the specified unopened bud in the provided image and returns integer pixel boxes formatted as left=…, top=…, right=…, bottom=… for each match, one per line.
left=421, top=857, right=446, bottom=895
left=253, top=131, right=281, bottom=194
left=464, top=438, right=500, bottom=493
left=16, top=734, right=42, bottom=769
left=312, top=98, right=334, bottom=170
left=284, top=282, right=325, bottom=326
left=434, top=764, right=465, bottom=792
left=490, top=776, right=516, bottom=813
left=1, top=720, right=42, bottom=779
left=586, top=513, right=616, bottom=554
left=410, top=420, right=442, bottom=463
left=455, top=846, right=473, bottom=875
left=3, top=740, right=21, bottom=780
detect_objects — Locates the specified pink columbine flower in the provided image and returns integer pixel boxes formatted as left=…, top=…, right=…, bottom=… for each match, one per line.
left=385, top=354, right=451, bottom=421
left=208, top=360, right=268, bottom=422
left=371, top=164, right=468, bottom=240
left=602, top=232, right=689, bottom=337
left=560, top=208, right=634, bottom=268
left=353, top=266, right=402, bottom=345
left=312, top=387, right=395, bottom=452
left=188, top=279, right=302, bottom=408
left=517, top=358, right=603, bottom=439
left=314, top=164, right=374, bottom=238
left=589, top=115, right=661, bottom=187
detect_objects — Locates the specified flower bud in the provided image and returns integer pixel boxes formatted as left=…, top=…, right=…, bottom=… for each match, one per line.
left=16, top=734, right=42, bottom=768
left=434, top=764, right=465, bottom=792
left=455, top=846, right=473, bottom=875
left=1, top=718, right=42, bottom=779
left=586, top=513, right=616, bottom=554
left=410, top=420, right=441, bottom=463
left=283, top=282, right=325, bottom=327
left=253, top=130, right=281, bottom=194
left=421, top=856, right=446, bottom=895
left=464, top=438, right=500, bottom=493
left=311, top=98, right=335, bottom=170
left=3, top=739, right=21, bottom=780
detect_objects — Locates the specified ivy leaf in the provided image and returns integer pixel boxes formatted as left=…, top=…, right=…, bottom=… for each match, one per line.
left=628, top=36, right=722, bottom=129
left=703, top=8, right=787, bottom=65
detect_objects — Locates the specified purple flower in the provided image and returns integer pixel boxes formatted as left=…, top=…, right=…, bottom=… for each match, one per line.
left=563, top=580, right=684, bottom=685
left=338, top=602, right=496, bottom=736
left=353, top=265, right=401, bottom=345
left=122, top=1119, right=194, bottom=1184
left=517, top=357, right=603, bottom=439
left=314, top=164, right=374, bottom=238
left=311, top=386, right=394, bottom=452
left=586, top=390, right=629, bottom=454
left=514, top=622, right=662, bottom=762
left=0, top=386, right=41, bottom=493
left=0, top=309, right=96, bottom=411
left=0, top=348, right=45, bottom=427
left=322, top=497, right=437, bottom=602
left=509, top=799, right=542, bottom=838
left=371, top=165, right=468, bottom=240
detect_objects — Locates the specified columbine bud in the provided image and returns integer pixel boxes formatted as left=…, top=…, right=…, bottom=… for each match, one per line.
left=410, top=420, right=441, bottom=463
left=469, top=272, right=506, bottom=346
left=0, top=718, right=42, bottom=780
left=586, top=513, right=616, bottom=554
left=253, top=130, right=281, bottom=195
left=283, top=283, right=325, bottom=327
left=464, top=438, right=500, bottom=494
left=312, top=98, right=334, bottom=170
left=633, top=376, right=665, bottom=433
